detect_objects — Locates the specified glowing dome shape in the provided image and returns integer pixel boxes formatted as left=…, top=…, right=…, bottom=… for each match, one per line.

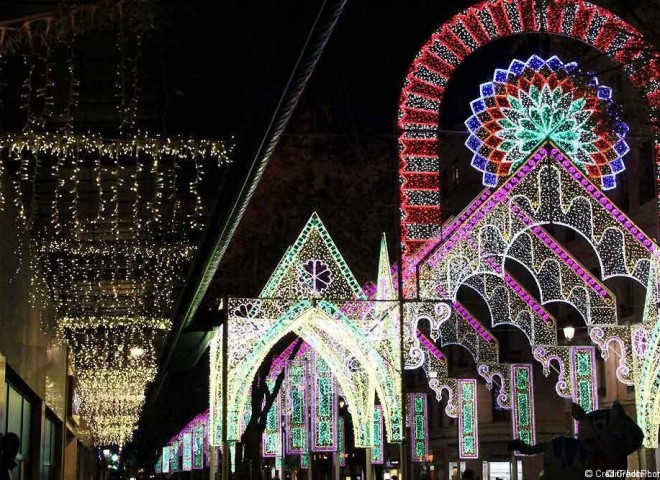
left=465, top=55, right=629, bottom=190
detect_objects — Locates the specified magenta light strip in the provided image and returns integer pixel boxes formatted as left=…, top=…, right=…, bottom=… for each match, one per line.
left=416, top=330, right=446, bottom=360
left=452, top=302, right=494, bottom=342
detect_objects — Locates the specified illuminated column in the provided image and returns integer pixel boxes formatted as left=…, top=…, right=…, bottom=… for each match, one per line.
left=162, top=446, right=171, bottom=474
left=286, top=360, right=308, bottom=454
left=510, top=365, right=536, bottom=451
left=182, top=432, right=193, bottom=471
left=372, top=406, right=384, bottom=464
left=458, top=379, right=478, bottom=459
left=193, top=423, right=204, bottom=470
left=409, top=393, right=428, bottom=462
left=312, top=352, right=337, bottom=451
left=570, top=346, right=598, bottom=434
left=171, top=441, right=181, bottom=472
left=338, top=417, right=346, bottom=467
left=263, top=380, right=283, bottom=457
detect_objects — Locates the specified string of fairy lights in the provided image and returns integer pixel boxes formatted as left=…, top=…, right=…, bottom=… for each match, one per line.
left=0, top=1, right=232, bottom=446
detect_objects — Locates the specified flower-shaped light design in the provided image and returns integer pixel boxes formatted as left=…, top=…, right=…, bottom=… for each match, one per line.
left=465, top=55, right=629, bottom=189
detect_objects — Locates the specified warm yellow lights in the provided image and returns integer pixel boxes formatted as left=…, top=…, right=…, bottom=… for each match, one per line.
left=4, top=132, right=232, bottom=446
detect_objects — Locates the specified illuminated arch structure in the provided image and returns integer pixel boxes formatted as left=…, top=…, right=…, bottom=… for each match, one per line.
left=398, top=0, right=659, bottom=260
left=209, top=214, right=403, bottom=451
left=396, top=0, right=660, bottom=450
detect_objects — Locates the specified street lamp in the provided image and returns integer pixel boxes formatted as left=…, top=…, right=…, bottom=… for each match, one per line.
left=563, top=326, right=575, bottom=342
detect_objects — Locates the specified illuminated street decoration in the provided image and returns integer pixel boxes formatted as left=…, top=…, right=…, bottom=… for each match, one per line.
left=183, top=433, right=192, bottom=471
left=510, top=365, right=536, bottom=450
left=465, top=55, right=628, bottom=189
left=372, top=406, right=384, bottom=464
left=570, top=347, right=598, bottom=433
left=155, top=456, right=162, bottom=474
left=162, top=446, right=171, bottom=474
left=410, top=393, right=428, bottom=462
left=589, top=326, right=633, bottom=385
left=534, top=346, right=573, bottom=399
left=477, top=364, right=511, bottom=410
left=210, top=214, right=402, bottom=450
left=458, top=379, right=478, bottom=459
left=415, top=331, right=459, bottom=418
left=338, top=418, right=346, bottom=467
left=286, top=361, right=308, bottom=454
left=170, top=442, right=180, bottom=472
left=263, top=380, right=283, bottom=457
left=398, top=0, right=660, bottom=258
left=311, top=352, right=337, bottom=451
left=7, top=140, right=232, bottom=445
left=301, top=454, right=309, bottom=469
left=193, top=424, right=204, bottom=469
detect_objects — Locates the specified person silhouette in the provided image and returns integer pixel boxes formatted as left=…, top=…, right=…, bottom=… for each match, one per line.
left=461, top=469, right=475, bottom=480
left=0, top=433, right=20, bottom=480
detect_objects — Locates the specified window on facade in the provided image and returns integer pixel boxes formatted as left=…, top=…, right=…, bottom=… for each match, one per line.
left=4, top=381, right=33, bottom=480
left=41, top=415, right=58, bottom=480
